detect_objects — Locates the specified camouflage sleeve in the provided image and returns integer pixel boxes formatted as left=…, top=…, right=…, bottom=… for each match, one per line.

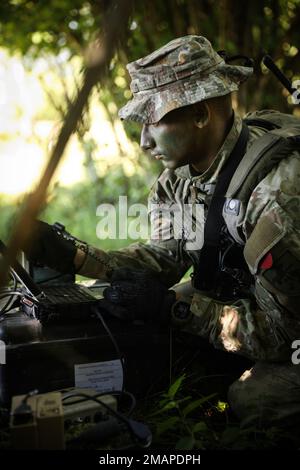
left=177, top=153, right=300, bottom=362
left=78, top=169, right=192, bottom=286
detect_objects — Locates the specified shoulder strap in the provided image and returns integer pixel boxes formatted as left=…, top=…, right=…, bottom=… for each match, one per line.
left=193, top=122, right=249, bottom=291
left=193, top=119, right=300, bottom=291
left=226, top=126, right=300, bottom=200
left=243, top=117, right=280, bottom=131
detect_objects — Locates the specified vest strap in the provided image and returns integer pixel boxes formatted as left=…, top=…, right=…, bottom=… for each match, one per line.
left=193, top=122, right=249, bottom=291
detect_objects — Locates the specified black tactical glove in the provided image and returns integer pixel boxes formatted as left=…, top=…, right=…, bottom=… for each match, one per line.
left=24, top=220, right=78, bottom=274
left=99, top=267, right=176, bottom=323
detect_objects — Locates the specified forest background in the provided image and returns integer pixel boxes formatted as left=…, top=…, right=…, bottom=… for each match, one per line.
left=0, top=0, right=299, bottom=250
left=1, top=0, right=300, bottom=450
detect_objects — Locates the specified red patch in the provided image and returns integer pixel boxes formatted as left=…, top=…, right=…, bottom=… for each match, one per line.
left=259, top=252, right=273, bottom=270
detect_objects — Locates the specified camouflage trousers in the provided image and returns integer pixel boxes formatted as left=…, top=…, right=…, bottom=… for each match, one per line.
left=228, top=361, right=300, bottom=429
left=172, top=281, right=300, bottom=429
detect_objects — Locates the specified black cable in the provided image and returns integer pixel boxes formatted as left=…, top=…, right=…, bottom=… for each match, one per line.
left=0, top=270, right=17, bottom=314
left=115, top=390, right=136, bottom=416
left=0, top=289, right=36, bottom=317
left=63, top=390, right=136, bottom=417
left=0, top=293, right=21, bottom=316
left=12, top=389, right=39, bottom=425
left=52, top=222, right=114, bottom=275
left=91, top=305, right=125, bottom=393
left=0, top=291, right=34, bottom=302
left=263, top=54, right=297, bottom=97
left=61, top=392, right=151, bottom=448
left=0, top=291, right=26, bottom=298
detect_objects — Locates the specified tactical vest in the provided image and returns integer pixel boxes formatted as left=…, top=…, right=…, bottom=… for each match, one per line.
left=192, top=110, right=300, bottom=301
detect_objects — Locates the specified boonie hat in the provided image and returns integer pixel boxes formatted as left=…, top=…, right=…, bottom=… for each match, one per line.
left=119, top=35, right=253, bottom=124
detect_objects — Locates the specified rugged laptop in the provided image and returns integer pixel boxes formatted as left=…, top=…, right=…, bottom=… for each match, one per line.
left=0, top=239, right=101, bottom=324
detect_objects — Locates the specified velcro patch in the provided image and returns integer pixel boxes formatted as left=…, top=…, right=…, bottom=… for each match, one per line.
left=244, top=214, right=286, bottom=274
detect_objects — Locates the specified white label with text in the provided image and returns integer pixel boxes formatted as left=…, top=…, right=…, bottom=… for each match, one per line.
left=75, top=359, right=123, bottom=392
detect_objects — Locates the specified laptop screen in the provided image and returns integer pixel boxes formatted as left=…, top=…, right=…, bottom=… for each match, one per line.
left=0, top=239, right=42, bottom=297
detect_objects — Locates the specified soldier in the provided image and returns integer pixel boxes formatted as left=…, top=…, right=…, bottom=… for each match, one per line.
left=26, top=36, right=300, bottom=430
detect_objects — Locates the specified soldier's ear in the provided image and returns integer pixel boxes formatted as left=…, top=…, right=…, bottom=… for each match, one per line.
left=194, top=102, right=210, bottom=129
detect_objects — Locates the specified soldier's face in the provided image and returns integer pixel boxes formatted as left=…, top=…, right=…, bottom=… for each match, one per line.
left=140, top=106, right=206, bottom=170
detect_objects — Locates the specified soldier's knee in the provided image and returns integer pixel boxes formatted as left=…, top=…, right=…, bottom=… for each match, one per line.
left=228, top=368, right=260, bottom=428
left=228, top=362, right=300, bottom=429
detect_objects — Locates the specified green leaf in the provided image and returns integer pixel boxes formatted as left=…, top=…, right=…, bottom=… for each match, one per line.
left=175, top=435, right=195, bottom=450
left=149, top=396, right=190, bottom=418
left=215, top=400, right=229, bottom=413
left=157, top=397, right=169, bottom=407
left=149, top=400, right=177, bottom=417
left=168, top=374, right=186, bottom=399
left=192, top=421, right=208, bottom=433
left=182, top=393, right=217, bottom=417
left=156, top=416, right=180, bottom=437
left=174, top=396, right=192, bottom=406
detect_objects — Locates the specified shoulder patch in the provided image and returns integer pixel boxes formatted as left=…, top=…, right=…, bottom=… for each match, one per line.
left=262, top=249, right=300, bottom=296
left=244, top=211, right=286, bottom=274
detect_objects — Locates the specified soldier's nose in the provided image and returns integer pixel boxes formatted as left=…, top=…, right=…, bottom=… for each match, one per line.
left=140, top=124, right=155, bottom=151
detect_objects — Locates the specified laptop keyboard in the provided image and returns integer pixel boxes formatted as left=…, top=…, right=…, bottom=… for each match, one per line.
left=41, top=284, right=97, bottom=304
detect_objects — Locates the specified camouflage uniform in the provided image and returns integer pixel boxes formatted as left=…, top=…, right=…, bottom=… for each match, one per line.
left=79, top=36, right=300, bottom=428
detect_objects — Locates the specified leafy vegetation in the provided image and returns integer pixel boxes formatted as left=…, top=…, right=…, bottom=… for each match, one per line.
left=1, top=1, right=300, bottom=244
left=133, top=373, right=300, bottom=450
left=1, top=1, right=300, bottom=450
left=1, top=0, right=300, bottom=111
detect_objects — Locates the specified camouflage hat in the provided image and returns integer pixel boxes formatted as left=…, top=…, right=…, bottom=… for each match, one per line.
left=119, top=35, right=253, bottom=124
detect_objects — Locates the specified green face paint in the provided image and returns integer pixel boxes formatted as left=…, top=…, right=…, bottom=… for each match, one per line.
left=140, top=106, right=204, bottom=170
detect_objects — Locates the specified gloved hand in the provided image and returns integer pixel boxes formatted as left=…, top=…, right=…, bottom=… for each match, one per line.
left=98, top=267, right=176, bottom=323
left=24, top=220, right=78, bottom=274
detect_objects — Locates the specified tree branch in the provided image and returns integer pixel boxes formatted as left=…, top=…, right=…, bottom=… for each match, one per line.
left=0, top=0, right=133, bottom=289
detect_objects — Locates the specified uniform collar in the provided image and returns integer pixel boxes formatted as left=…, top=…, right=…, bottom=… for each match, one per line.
left=174, top=113, right=243, bottom=184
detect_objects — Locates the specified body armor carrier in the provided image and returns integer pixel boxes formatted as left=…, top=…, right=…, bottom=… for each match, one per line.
left=200, top=227, right=254, bottom=302
left=192, top=110, right=300, bottom=302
